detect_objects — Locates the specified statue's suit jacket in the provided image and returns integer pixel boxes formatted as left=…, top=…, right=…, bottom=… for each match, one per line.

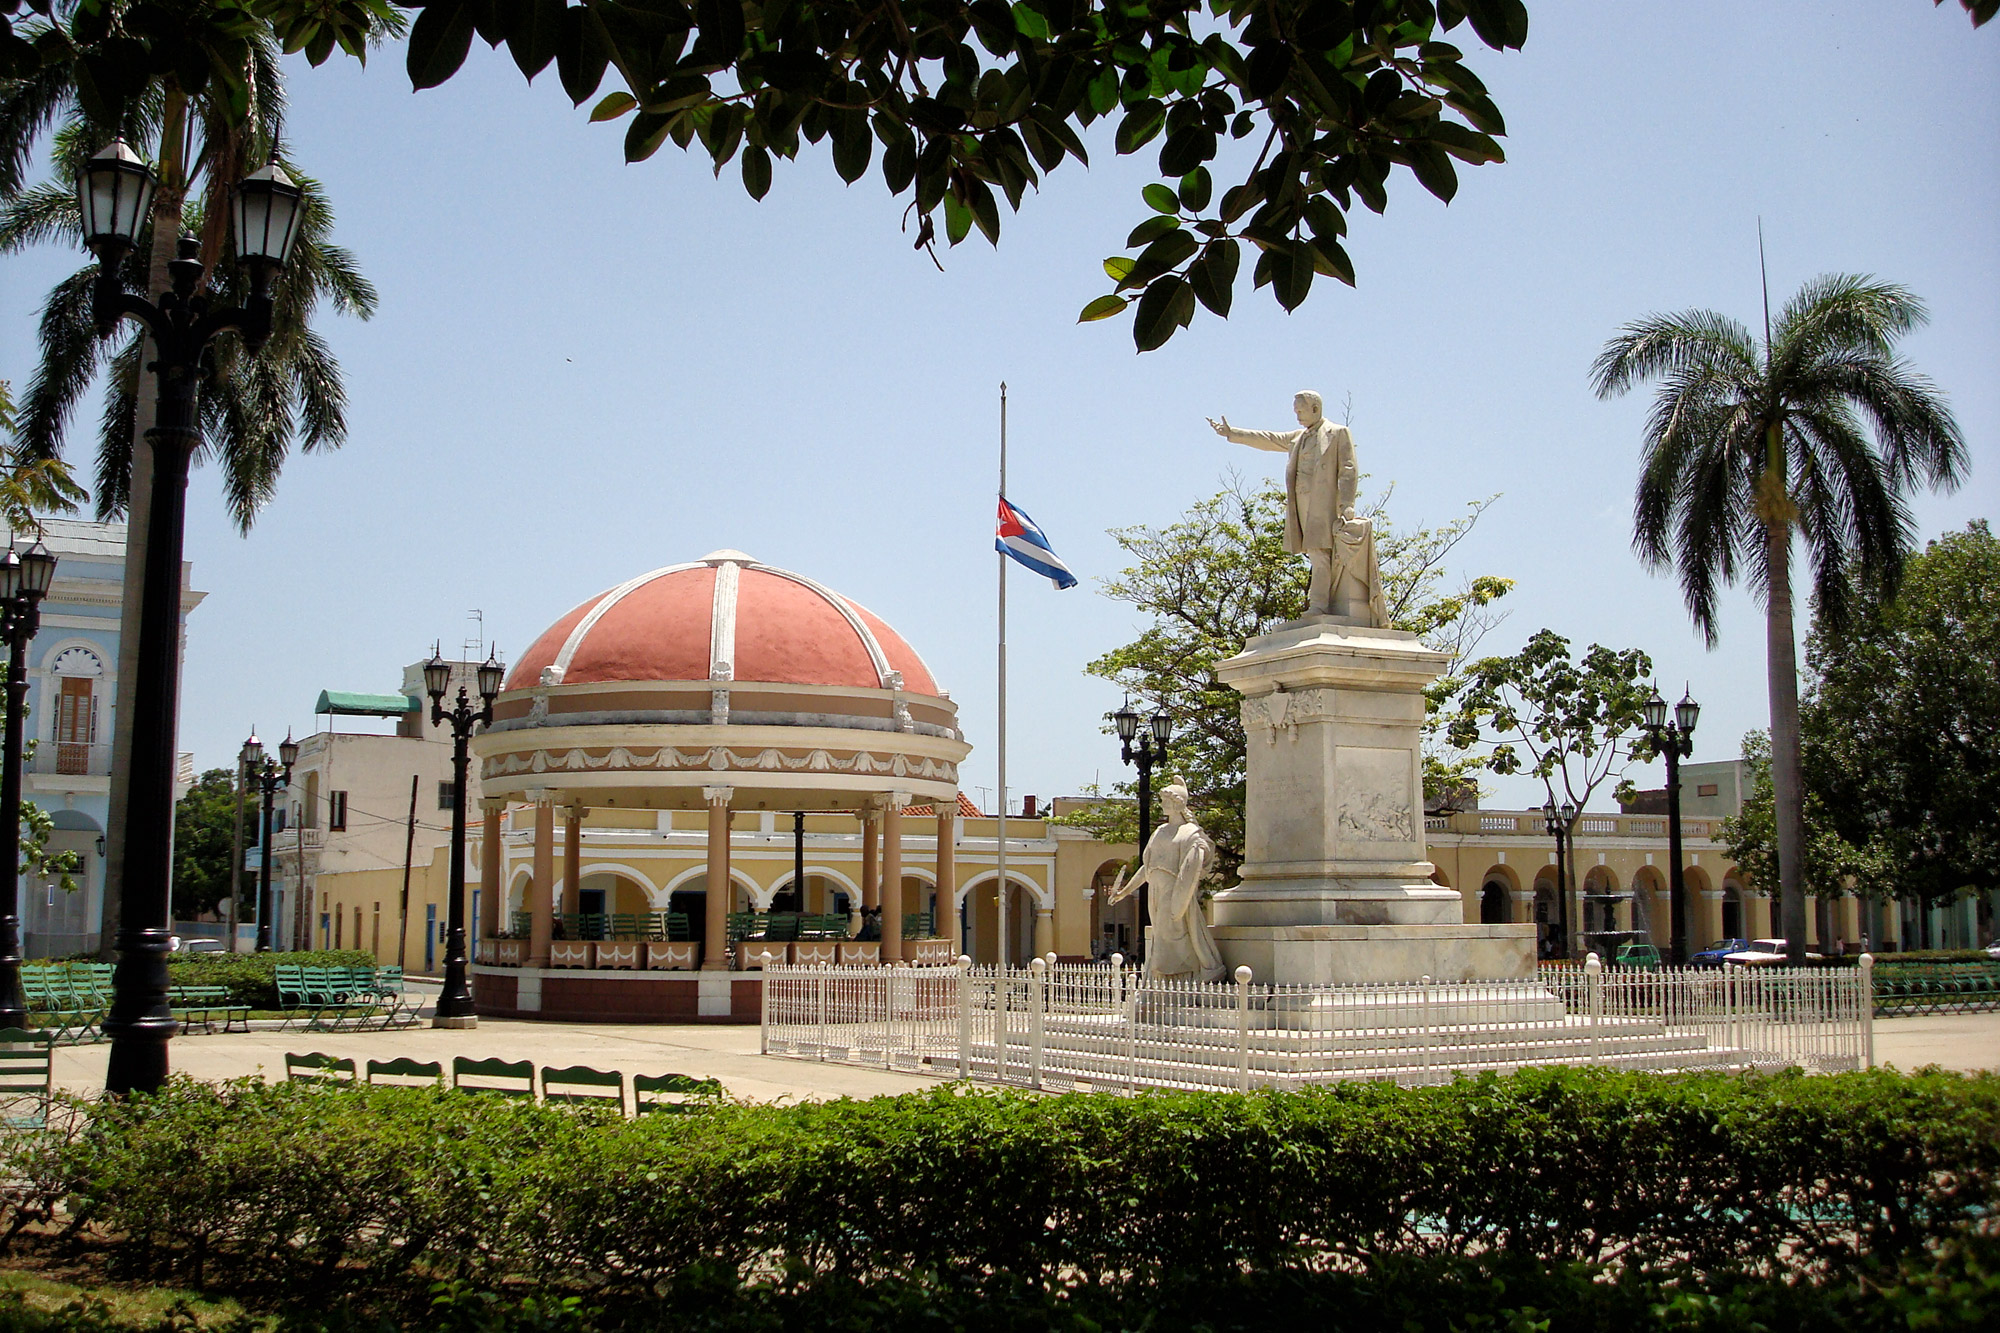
left=1224, top=419, right=1357, bottom=555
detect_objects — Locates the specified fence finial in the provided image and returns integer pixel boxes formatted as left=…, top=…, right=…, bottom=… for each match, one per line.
left=1234, top=965, right=1252, bottom=985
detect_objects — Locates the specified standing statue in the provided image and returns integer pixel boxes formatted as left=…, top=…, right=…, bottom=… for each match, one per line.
left=1208, top=391, right=1388, bottom=625
left=1106, top=779, right=1223, bottom=981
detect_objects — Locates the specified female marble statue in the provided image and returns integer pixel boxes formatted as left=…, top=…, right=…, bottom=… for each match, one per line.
left=1106, top=779, right=1224, bottom=981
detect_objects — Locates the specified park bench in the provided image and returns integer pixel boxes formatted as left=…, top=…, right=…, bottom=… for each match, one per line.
left=1873, top=960, right=2000, bottom=1015
left=366, top=1057, right=443, bottom=1088
left=453, top=1055, right=535, bottom=1098
left=902, top=910, right=935, bottom=940
left=542, top=1064, right=624, bottom=1111
left=169, top=985, right=251, bottom=1034
left=22, top=969, right=98, bottom=1044
left=285, top=1051, right=357, bottom=1083
left=633, top=1072, right=723, bottom=1115
left=0, top=1028, right=54, bottom=1130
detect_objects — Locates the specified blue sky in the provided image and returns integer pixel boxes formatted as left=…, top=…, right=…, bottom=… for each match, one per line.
left=2, top=0, right=1994, bottom=814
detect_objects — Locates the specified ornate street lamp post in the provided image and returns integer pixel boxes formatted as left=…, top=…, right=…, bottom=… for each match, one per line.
left=427, top=651, right=505, bottom=1028
left=241, top=732, right=296, bottom=952
left=1641, top=687, right=1701, bottom=965
left=1541, top=799, right=1577, bottom=960
left=1109, top=702, right=1173, bottom=955
left=80, top=140, right=304, bottom=1094
left=0, top=541, right=58, bottom=1027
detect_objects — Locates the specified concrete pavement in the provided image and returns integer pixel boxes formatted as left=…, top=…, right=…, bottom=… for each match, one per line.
left=51, top=1006, right=1996, bottom=1102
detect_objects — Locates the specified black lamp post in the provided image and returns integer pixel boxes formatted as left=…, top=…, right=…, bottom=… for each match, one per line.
left=1110, top=702, right=1172, bottom=953
left=1641, top=687, right=1701, bottom=965
left=81, top=141, right=304, bottom=1094
left=241, top=731, right=296, bottom=953
left=428, top=650, right=504, bottom=1028
left=1541, top=798, right=1577, bottom=960
left=0, top=541, right=57, bottom=1028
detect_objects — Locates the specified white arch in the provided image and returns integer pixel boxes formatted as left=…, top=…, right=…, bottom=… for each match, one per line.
left=957, top=869, right=1053, bottom=911
left=655, top=864, right=760, bottom=909
left=570, top=861, right=661, bottom=899
left=766, top=865, right=863, bottom=897
left=507, top=868, right=534, bottom=915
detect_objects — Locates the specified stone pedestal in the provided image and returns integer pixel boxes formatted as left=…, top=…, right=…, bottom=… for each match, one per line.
left=1209, top=615, right=1534, bottom=984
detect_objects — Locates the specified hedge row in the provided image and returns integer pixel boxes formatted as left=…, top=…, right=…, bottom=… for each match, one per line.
left=161, top=950, right=378, bottom=1008
left=5, top=1067, right=1995, bottom=1303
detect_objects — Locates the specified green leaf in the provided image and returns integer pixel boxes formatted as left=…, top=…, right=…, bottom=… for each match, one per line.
left=1126, top=214, right=1182, bottom=248
left=1132, top=277, right=1195, bottom=351
left=1270, top=240, right=1314, bottom=311
left=1011, top=1, right=1052, bottom=41
left=1407, top=142, right=1458, bottom=202
left=1189, top=240, right=1238, bottom=317
left=1103, top=256, right=1136, bottom=282
left=506, top=0, right=566, bottom=81
left=1115, top=100, right=1166, bottom=155
left=944, top=193, right=973, bottom=245
left=741, top=145, right=772, bottom=200
left=1178, top=167, right=1212, bottom=212
left=1157, top=125, right=1215, bottom=177
left=624, top=111, right=675, bottom=163
left=966, top=178, right=1002, bottom=244
left=833, top=127, right=872, bottom=184
left=1078, top=294, right=1128, bottom=323
left=590, top=91, right=637, bottom=122
left=1143, top=183, right=1179, bottom=215
left=558, top=5, right=614, bottom=105
left=406, top=0, right=477, bottom=91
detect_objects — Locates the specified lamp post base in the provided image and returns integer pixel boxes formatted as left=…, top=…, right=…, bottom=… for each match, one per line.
left=431, top=1014, right=478, bottom=1030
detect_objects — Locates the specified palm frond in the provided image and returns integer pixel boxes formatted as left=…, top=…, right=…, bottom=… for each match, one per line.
left=1591, top=310, right=1760, bottom=399
left=0, top=40, right=75, bottom=198
left=16, top=266, right=111, bottom=464
left=0, top=179, right=78, bottom=253
left=92, top=333, right=142, bottom=520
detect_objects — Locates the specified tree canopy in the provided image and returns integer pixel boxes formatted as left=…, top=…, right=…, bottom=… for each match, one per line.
left=1059, top=474, right=1509, bottom=882
left=173, top=765, right=249, bottom=919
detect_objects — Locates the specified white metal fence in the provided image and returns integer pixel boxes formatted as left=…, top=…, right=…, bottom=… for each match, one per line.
left=761, top=954, right=1875, bottom=1092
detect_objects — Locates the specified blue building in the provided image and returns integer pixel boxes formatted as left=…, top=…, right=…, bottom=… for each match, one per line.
left=21, top=518, right=203, bottom=957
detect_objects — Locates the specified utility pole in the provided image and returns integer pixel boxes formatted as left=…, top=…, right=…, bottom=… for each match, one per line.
left=398, top=773, right=417, bottom=968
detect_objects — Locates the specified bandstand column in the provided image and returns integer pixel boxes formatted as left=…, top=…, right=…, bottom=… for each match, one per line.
left=563, top=805, right=586, bottom=918
left=478, top=800, right=504, bottom=943
left=935, top=797, right=958, bottom=951
left=702, top=786, right=732, bottom=970
left=1034, top=903, right=1054, bottom=958
left=860, top=802, right=880, bottom=910
left=528, top=794, right=554, bottom=968
left=881, top=793, right=906, bottom=962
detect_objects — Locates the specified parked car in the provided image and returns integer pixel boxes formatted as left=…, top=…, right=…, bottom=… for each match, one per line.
left=1986, top=940, right=2000, bottom=959
left=1689, top=939, right=1750, bottom=969
left=172, top=937, right=225, bottom=956
left=1722, top=938, right=1815, bottom=966
left=1613, top=942, right=1662, bottom=970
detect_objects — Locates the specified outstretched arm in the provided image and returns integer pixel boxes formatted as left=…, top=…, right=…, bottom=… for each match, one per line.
left=1104, top=864, right=1151, bottom=907
left=1207, top=416, right=1299, bottom=452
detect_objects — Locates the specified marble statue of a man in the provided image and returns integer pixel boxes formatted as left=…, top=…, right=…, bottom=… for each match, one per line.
left=1106, top=779, right=1224, bottom=981
left=1208, top=391, right=1388, bottom=625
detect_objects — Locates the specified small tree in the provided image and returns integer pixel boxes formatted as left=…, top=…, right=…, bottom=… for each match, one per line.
left=172, top=767, right=250, bottom=920
left=1060, top=475, right=1510, bottom=883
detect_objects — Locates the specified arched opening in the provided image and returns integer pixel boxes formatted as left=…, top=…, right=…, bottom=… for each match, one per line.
left=1581, top=864, right=1622, bottom=936
left=1091, top=859, right=1134, bottom=959
left=1478, top=865, right=1517, bottom=926
left=1721, top=881, right=1745, bottom=941
left=967, top=875, right=1038, bottom=967
left=1630, top=866, right=1667, bottom=945
left=1533, top=870, right=1561, bottom=959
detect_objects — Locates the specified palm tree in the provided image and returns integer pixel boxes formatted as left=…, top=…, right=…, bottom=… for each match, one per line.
left=0, top=379, right=86, bottom=534
left=1592, top=276, right=1966, bottom=962
left=1, top=0, right=393, bottom=959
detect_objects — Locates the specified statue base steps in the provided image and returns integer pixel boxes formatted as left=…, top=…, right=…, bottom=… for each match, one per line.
left=1211, top=923, right=1537, bottom=986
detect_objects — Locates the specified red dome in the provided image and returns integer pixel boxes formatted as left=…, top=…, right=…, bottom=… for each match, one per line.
left=507, top=551, right=941, bottom=696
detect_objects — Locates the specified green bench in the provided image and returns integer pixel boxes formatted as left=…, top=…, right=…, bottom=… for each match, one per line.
left=276, top=964, right=419, bottom=1031
left=0, top=1028, right=54, bottom=1130
left=1873, top=960, right=2000, bottom=1015
left=170, top=985, right=251, bottom=1034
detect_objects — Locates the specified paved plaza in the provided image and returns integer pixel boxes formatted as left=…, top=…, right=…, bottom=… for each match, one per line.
left=50, top=995, right=1999, bottom=1101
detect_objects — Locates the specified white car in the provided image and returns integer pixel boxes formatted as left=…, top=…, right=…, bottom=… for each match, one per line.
left=1723, top=938, right=1800, bottom=966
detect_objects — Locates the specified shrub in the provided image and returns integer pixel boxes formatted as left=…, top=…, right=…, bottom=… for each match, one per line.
left=162, top=950, right=377, bottom=1008
left=13, top=1066, right=1996, bottom=1308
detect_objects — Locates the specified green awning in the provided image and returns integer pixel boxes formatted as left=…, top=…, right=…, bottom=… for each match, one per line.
left=316, top=690, right=418, bottom=717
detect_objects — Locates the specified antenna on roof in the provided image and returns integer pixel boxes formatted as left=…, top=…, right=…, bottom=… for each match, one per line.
left=464, top=609, right=484, bottom=662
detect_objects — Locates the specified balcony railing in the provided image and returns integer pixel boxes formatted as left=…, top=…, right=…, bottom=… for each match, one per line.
left=26, top=741, right=111, bottom=778
left=1423, top=809, right=1723, bottom=840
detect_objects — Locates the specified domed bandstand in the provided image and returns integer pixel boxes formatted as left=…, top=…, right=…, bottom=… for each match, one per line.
left=469, top=550, right=982, bottom=1021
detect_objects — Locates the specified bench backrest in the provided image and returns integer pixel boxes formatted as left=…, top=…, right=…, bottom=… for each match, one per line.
left=285, top=1051, right=357, bottom=1083
left=452, top=1055, right=534, bottom=1097
left=633, top=1071, right=723, bottom=1115
left=0, top=1028, right=52, bottom=1128
left=541, top=1064, right=624, bottom=1110
left=366, top=1057, right=443, bottom=1087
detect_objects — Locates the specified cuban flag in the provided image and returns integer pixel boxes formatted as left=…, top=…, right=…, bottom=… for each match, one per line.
left=996, top=495, right=1078, bottom=589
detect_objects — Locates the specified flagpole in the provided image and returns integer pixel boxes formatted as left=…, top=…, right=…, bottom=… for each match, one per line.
left=996, top=381, right=1009, bottom=973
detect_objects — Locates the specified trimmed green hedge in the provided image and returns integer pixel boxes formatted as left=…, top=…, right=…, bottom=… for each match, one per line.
left=7, top=1068, right=1995, bottom=1306
left=162, top=950, right=378, bottom=1008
